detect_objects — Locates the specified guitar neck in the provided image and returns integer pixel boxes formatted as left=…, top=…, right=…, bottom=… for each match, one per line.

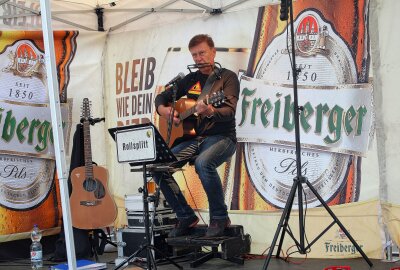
left=83, top=121, right=94, bottom=178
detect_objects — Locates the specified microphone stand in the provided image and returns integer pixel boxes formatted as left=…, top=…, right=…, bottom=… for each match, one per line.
left=166, top=82, right=178, bottom=146
left=262, top=1, right=372, bottom=268
left=130, top=81, right=181, bottom=269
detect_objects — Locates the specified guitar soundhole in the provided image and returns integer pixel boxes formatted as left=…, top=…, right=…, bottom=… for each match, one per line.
left=94, top=180, right=106, bottom=199
left=83, top=178, right=97, bottom=192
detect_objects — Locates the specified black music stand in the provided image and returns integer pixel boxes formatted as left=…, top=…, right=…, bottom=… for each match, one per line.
left=109, top=123, right=181, bottom=270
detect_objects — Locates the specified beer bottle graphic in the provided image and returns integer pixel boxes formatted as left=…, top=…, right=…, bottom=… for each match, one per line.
left=230, top=0, right=370, bottom=210
left=0, top=31, right=77, bottom=235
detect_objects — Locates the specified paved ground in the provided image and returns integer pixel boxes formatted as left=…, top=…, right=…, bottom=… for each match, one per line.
left=0, top=248, right=399, bottom=270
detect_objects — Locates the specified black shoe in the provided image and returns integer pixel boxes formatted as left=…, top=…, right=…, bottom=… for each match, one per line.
left=168, top=215, right=199, bottom=238
left=206, top=217, right=231, bottom=237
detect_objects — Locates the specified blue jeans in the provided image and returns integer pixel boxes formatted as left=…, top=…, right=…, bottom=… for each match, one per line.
left=153, top=135, right=236, bottom=220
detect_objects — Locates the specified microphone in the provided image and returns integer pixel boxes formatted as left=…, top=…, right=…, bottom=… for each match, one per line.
left=165, top=72, right=185, bottom=87
left=279, top=0, right=289, bottom=21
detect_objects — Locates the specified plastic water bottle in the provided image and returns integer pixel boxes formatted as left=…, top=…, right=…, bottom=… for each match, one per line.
left=30, top=224, right=43, bottom=269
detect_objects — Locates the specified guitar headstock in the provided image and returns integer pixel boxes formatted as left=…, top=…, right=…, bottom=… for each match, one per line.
left=81, top=98, right=92, bottom=122
left=206, top=90, right=225, bottom=107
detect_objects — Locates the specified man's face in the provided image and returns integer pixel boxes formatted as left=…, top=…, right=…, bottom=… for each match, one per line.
left=189, top=41, right=216, bottom=75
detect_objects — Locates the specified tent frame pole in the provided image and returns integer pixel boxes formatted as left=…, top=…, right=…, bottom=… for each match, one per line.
left=40, top=0, right=77, bottom=269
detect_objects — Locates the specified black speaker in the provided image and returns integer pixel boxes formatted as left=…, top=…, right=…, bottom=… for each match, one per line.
left=117, top=228, right=171, bottom=259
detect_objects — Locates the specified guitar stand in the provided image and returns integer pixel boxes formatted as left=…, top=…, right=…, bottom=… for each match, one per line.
left=89, top=228, right=117, bottom=261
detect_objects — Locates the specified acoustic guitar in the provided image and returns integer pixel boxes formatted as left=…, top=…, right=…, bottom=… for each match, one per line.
left=158, top=91, right=225, bottom=146
left=70, top=98, right=117, bottom=230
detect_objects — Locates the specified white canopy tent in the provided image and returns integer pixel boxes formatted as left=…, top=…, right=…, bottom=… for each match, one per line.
left=2, top=0, right=400, bottom=269
left=0, top=0, right=269, bottom=32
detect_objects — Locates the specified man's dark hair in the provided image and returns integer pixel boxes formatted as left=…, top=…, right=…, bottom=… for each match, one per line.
left=188, top=34, right=215, bottom=49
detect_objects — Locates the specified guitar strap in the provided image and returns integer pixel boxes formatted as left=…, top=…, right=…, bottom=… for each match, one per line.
left=197, top=67, right=222, bottom=101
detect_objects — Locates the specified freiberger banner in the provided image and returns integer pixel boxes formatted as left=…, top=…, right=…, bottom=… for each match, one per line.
left=0, top=101, right=70, bottom=159
left=237, top=77, right=373, bottom=156
left=0, top=31, right=76, bottom=239
left=227, top=0, right=378, bottom=258
left=231, top=0, right=372, bottom=211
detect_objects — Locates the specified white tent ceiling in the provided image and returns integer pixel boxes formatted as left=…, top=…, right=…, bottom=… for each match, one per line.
left=0, top=0, right=270, bottom=32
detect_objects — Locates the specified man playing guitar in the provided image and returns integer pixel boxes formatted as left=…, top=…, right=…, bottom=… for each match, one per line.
left=154, top=34, right=240, bottom=238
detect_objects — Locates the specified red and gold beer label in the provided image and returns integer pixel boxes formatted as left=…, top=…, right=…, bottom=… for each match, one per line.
left=0, top=31, right=77, bottom=236
left=232, top=0, right=371, bottom=210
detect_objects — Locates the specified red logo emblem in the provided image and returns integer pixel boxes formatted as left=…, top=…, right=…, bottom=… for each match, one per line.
left=296, top=15, right=319, bottom=54
left=16, top=43, right=38, bottom=73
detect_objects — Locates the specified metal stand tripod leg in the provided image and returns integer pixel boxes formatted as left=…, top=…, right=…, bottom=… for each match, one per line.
left=114, top=165, right=182, bottom=270
left=262, top=176, right=373, bottom=269
left=114, top=244, right=147, bottom=270
left=275, top=179, right=303, bottom=259
left=263, top=177, right=299, bottom=268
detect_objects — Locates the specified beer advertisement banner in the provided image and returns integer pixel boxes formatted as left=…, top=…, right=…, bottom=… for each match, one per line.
left=0, top=31, right=76, bottom=241
left=0, top=1, right=392, bottom=259
left=237, top=77, right=373, bottom=156
left=233, top=0, right=373, bottom=211
left=228, top=0, right=380, bottom=258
